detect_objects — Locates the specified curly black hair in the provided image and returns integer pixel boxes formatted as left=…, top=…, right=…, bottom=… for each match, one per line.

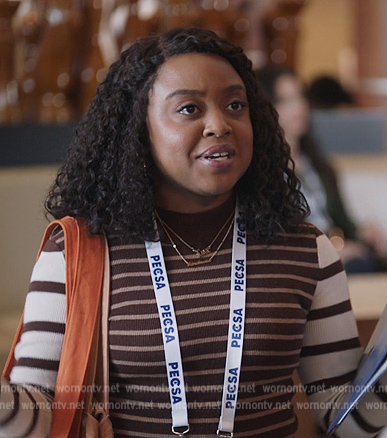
left=46, top=27, right=309, bottom=243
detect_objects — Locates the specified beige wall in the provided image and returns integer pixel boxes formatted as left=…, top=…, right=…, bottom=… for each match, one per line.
left=296, top=0, right=356, bottom=85
left=0, top=166, right=57, bottom=312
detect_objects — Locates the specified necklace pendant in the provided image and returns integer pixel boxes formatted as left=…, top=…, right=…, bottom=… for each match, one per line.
left=194, top=247, right=211, bottom=257
left=186, top=258, right=212, bottom=267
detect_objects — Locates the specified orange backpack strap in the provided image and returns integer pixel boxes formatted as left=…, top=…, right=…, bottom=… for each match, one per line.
left=2, top=317, right=23, bottom=378
left=2, top=216, right=105, bottom=438
left=50, top=217, right=105, bottom=438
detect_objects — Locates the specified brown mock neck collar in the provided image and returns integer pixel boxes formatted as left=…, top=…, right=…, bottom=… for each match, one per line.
left=155, top=196, right=236, bottom=249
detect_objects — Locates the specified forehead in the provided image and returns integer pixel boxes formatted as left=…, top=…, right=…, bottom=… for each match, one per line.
left=151, top=53, right=245, bottom=95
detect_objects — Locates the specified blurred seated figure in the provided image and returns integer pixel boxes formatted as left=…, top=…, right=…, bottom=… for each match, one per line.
left=307, top=75, right=355, bottom=109
left=256, top=65, right=387, bottom=274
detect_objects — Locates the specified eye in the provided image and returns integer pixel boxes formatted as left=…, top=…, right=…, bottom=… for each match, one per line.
left=177, top=104, right=199, bottom=115
left=227, top=100, right=248, bottom=111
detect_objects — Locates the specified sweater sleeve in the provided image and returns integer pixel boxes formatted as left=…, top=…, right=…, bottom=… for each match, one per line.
left=0, top=232, right=66, bottom=438
left=298, top=233, right=387, bottom=437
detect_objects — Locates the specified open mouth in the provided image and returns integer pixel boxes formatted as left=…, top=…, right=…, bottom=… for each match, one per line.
left=206, top=152, right=231, bottom=161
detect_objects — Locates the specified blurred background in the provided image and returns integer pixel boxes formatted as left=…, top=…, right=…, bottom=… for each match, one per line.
left=1, top=1, right=387, bottom=435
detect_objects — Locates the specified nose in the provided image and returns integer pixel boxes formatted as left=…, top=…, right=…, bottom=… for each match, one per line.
left=203, top=110, right=231, bottom=138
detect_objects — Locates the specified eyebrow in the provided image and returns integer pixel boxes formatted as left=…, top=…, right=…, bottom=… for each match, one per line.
left=166, top=84, right=246, bottom=100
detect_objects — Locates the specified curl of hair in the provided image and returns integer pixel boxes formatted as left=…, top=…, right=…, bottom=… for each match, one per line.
left=46, top=27, right=309, bottom=243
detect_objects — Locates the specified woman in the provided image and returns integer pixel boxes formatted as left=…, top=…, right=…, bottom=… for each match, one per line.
left=1, top=28, right=387, bottom=438
left=256, top=64, right=387, bottom=274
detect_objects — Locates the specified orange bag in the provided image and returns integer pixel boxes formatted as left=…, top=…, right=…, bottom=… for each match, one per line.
left=2, top=216, right=113, bottom=438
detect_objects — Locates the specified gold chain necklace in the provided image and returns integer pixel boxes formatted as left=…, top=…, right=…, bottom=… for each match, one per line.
left=156, top=210, right=234, bottom=257
left=155, top=210, right=234, bottom=267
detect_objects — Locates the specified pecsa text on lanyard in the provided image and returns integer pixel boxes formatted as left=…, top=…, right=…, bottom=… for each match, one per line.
left=145, top=239, right=189, bottom=434
left=217, top=209, right=247, bottom=437
left=146, top=204, right=247, bottom=437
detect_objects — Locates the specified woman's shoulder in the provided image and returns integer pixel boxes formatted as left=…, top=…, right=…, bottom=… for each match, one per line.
left=41, top=226, right=65, bottom=252
left=297, top=221, right=324, bottom=237
left=248, top=221, right=323, bottom=246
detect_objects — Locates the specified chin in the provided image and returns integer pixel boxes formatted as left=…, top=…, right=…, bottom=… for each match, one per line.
left=198, top=187, right=235, bottom=200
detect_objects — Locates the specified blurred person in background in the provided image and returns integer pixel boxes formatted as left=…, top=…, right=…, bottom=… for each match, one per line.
left=256, top=65, right=387, bottom=274
left=307, top=74, right=355, bottom=110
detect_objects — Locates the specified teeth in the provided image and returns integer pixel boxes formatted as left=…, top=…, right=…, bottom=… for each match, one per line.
left=208, top=152, right=229, bottom=160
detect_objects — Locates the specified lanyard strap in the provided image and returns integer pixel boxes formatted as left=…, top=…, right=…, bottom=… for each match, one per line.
left=217, top=210, right=247, bottom=437
left=146, top=205, right=247, bottom=437
left=145, top=238, right=189, bottom=434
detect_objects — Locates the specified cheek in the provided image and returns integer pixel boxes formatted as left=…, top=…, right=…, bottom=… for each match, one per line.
left=150, top=130, right=190, bottom=173
left=150, top=115, right=187, bottom=146
left=149, top=119, right=180, bottom=160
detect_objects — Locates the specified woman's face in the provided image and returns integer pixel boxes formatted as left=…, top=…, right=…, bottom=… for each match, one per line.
left=147, top=53, right=253, bottom=212
left=273, top=74, right=309, bottom=147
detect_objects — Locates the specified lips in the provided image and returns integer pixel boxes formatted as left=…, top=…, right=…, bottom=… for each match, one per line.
left=201, top=145, right=235, bottom=161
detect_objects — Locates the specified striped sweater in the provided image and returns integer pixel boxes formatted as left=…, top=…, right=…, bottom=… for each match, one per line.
left=1, top=202, right=387, bottom=437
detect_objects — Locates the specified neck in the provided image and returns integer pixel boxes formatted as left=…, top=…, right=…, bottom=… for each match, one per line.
left=155, top=191, right=235, bottom=214
left=155, top=195, right=236, bottom=250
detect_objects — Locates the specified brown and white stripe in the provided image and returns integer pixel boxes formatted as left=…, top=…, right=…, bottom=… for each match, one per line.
left=1, top=218, right=386, bottom=438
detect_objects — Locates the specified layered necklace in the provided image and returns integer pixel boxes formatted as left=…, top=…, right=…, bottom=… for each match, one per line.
left=155, top=209, right=234, bottom=267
